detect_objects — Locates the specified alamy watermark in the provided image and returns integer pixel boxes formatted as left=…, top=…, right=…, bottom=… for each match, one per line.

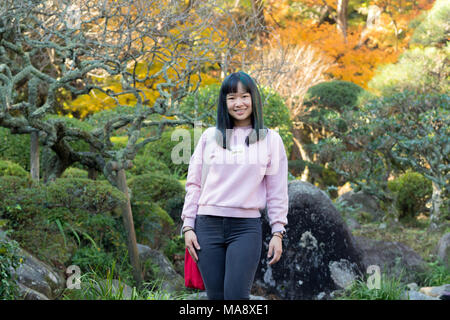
left=66, top=265, right=81, bottom=289
left=366, top=265, right=381, bottom=290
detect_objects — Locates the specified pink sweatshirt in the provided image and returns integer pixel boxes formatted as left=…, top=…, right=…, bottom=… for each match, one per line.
left=181, top=125, right=288, bottom=234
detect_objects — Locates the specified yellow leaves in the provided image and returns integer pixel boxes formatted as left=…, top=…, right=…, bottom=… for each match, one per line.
left=64, top=56, right=218, bottom=119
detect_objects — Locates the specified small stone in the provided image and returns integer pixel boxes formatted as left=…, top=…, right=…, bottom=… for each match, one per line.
left=406, top=283, right=418, bottom=291
left=405, top=290, right=440, bottom=300
left=419, top=284, right=450, bottom=298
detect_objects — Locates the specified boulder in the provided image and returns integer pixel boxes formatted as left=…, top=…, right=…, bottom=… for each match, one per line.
left=337, top=190, right=384, bottom=222
left=401, top=283, right=450, bottom=300
left=254, top=181, right=365, bottom=300
left=354, top=236, right=428, bottom=284
left=419, top=284, right=450, bottom=298
left=0, top=229, right=65, bottom=300
left=345, top=217, right=361, bottom=231
left=435, top=233, right=450, bottom=268
left=403, top=290, right=440, bottom=300
left=137, top=243, right=184, bottom=294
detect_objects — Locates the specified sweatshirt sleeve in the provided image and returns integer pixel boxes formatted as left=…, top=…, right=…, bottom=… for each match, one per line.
left=265, top=131, right=289, bottom=234
left=180, top=129, right=207, bottom=229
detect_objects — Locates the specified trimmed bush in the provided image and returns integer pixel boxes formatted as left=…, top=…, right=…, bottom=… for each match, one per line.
left=131, top=201, right=174, bottom=249
left=45, top=178, right=127, bottom=214
left=388, top=170, right=433, bottom=220
left=137, top=129, right=190, bottom=178
left=128, top=154, right=171, bottom=177
left=0, top=128, right=30, bottom=171
left=0, top=176, right=31, bottom=203
left=0, top=177, right=128, bottom=267
left=61, top=167, right=89, bottom=179
left=128, top=172, right=185, bottom=221
left=303, top=80, right=366, bottom=112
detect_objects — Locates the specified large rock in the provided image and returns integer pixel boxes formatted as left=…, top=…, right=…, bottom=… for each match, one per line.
left=337, top=190, right=384, bottom=222
left=354, top=236, right=428, bottom=284
left=435, top=233, right=450, bottom=268
left=137, top=243, right=185, bottom=294
left=254, top=181, right=365, bottom=300
left=0, top=229, right=65, bottom=300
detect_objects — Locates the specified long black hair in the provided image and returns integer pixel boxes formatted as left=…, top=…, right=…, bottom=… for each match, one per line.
left=215, top=71, right=268, bottom=149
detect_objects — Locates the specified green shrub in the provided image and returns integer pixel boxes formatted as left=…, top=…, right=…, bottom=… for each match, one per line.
left=0, top=160, right=29, bottom=178
left=303, top=80, right=366, bottom=112
left=388, top=170, right=432, bottom=220
left=45, top=178, right=127, bottom=214
left=409, top=0, right=449, bottom=47
left=288, top=160, right=306, bottom=177
left=0, top=176, right=31, bottom=203
left=178, top=83, right=220, bottom=126
left=0, top=127, right=30, bottom=171
left=71, top=245, right=117, bottom=277
left=137, top=129, right=190, bottom=178
left=131, top=201, right=174, bottom=249
left=61, top=167, right=89, bottom=179
left=128, top=172, right=185, bottom=221
left=416, top=258, right=450, bottom=287
left=0, top=177, right=128, bottom=267
left=0, top=230, right=23, bottom=300
left=128, top=154, right=171, bottom=177
left=163, top=235, right=185, bottom=265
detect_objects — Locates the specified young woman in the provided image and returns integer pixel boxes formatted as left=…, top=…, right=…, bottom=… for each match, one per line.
left=181, top=71, right=288, bottom=300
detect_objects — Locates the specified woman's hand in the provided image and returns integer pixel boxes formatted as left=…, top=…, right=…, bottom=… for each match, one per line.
left=267, top=234, right=283, bottom=265
left=184, top=229, right=201, bottom=262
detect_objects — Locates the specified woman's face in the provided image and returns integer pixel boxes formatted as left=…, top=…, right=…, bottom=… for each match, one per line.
left=226, top=81, right=252, bottom=126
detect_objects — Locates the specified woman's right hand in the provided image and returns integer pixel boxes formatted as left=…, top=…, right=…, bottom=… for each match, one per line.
left=184, top=229, right=201, bottom=262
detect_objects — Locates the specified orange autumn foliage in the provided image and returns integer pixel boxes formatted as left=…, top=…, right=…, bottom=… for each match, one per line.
left=263, top=0, right=436, bottom=89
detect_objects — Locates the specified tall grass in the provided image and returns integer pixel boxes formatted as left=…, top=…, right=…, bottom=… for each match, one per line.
left=335, top=270, right=408, bottom=300
left=416, top=257, right=450, bottom=287
left=61, top=263, right=193, bottom=300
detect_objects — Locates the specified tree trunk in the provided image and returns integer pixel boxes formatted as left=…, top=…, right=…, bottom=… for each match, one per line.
left=336, top=0, right=349, bottom=43
left=30, top=131, right=40, bottom=182
left=357, top=5, right=382, bottom=48
left=115, top=163, right=143, bottom=287
left=291, top=124, right=313, bottom=181
left=428, top=180, right=442, bottom=231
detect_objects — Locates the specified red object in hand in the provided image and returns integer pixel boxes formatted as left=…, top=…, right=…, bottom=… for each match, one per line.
left=184, top=248, right=205, bottom=290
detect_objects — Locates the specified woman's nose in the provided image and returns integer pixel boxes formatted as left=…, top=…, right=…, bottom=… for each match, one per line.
left=234, top=97, right=244, bottom=106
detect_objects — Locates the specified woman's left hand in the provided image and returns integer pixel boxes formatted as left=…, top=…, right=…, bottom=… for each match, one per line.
left=267, top=235, right=282, bottom=265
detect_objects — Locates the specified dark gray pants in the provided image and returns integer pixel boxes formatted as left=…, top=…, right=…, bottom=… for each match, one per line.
left=194, top=215, right=262, bottom=300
